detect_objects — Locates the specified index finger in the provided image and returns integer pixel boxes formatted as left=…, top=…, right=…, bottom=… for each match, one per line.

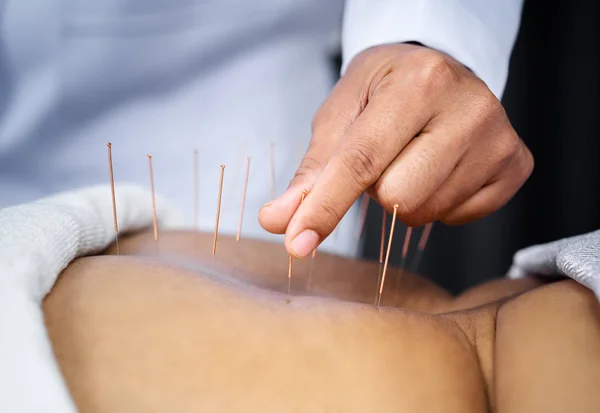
left=284, top=85, right=431, bottom=257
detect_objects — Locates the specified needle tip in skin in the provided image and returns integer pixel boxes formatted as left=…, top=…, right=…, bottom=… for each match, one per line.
left=107, top=142, right=119, bottom=255
left=194, top=149, right=199, bottom=231
left=147, top=154, right=159, bottom=242
left=212, top=165, right=226, bottom=255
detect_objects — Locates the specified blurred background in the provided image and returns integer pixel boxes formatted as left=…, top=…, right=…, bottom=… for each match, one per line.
left=362, top=0, right=600, bottom=293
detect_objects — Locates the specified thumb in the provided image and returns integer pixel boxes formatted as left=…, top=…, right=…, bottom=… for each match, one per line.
left=258, top=74, right=366, bottom=234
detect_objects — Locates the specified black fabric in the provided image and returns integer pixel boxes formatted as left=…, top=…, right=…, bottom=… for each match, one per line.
left=361, top=0, right=600, bottom=293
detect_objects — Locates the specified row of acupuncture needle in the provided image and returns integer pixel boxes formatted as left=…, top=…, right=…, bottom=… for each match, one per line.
left=107, top=142, right=314, bottom=290
left=106, top=142, right=433, bottom=307
left=105, top=145, right=270, bottom=260
left=107, top=144, right=161, bottom=254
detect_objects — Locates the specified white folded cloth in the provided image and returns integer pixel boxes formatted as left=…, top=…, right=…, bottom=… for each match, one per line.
left=0, top=184, right=183, bottom=413
left=508, top=230, right=600, bottom=299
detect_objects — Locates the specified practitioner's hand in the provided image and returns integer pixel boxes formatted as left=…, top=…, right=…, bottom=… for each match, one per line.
left=259, top=43, right=533, bottom=258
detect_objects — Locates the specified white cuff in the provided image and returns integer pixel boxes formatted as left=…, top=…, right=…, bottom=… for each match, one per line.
left=342, top=0, right=523, bottom=99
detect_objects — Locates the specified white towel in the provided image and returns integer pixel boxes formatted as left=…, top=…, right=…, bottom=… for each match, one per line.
left=508, top=229, right=600, bottom=299
left=0, top=184, right=183, bottom=413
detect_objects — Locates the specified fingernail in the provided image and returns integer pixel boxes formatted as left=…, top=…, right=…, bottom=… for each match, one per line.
left=262, top=191, right=288, bottom=210
left=290, top=229, right=319, bottom=258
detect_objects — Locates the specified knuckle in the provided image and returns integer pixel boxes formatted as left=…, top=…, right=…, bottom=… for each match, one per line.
left=506, top=131, right=521, bottom=156
left=292, top=156, right=324, bottom=184
left=301, top=155, right=325, bottom=172
left=525, top=147, right=535, bottom=176
left=292, top=166, right=312, bottom=182
left=482, top=99, right=507, bottom=125
left=341, top=141, right=382, bottom=188
left=414, top=51, right=458, bottom=94
left=311, top=107, right=326, bottom=134
left=315, top=196, right=344, bottom=231
left=516, top=143, right=534, bottom=179
left=469, top=98, right=521, bottom=166
left=496, top=131, right=521, bottom=162
left=470, top=95, right=505, bottom=128
left=459, top=85, right=504, bottom=132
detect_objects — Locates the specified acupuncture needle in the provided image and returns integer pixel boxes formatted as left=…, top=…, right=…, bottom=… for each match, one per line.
left=379, top=209, right=387, bottom=264
left=376, top=204, right=399, bottom=307
left=410, top=222, right=434, bottom=274
left=288, top=189, right=308, bottom=294
left=375, top=207, right=387, bottom=287
left=147, top=154, right=159, bottom=242
left=212, top=165, right=225, bottom=255
left=107, top=143, right=120, bottom=255
left=236, top=157, right=251, bottom=243
left=193, top=149, right=199, bottom=231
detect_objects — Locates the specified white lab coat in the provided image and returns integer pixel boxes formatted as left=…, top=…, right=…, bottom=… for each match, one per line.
left=0, top=0, right=523, bottom=258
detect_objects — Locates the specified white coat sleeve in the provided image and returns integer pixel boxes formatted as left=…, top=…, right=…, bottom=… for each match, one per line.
left=342, top=0, right=524, bottom=99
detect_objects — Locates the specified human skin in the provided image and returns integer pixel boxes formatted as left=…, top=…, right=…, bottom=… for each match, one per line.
left=44, top=231, right=600, bottom=412
left=259, top=43, right=534, bottom=258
